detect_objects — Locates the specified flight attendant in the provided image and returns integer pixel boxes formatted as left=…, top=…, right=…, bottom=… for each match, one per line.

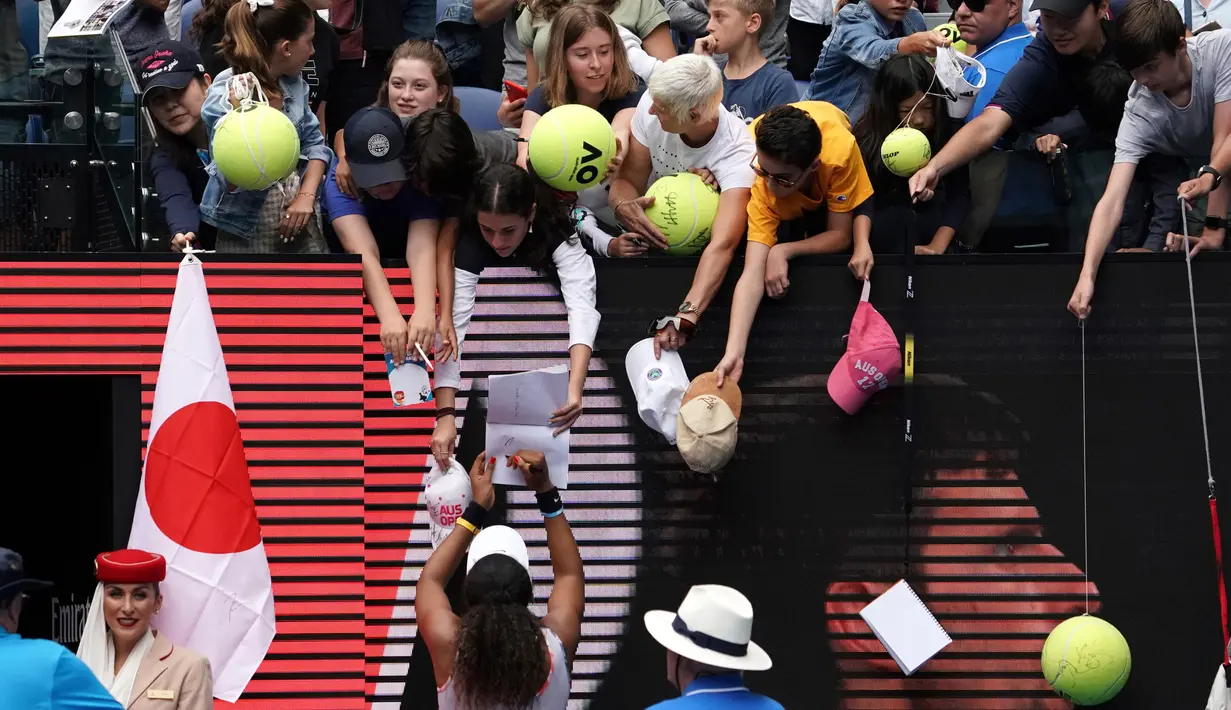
left=77, top=550, right=213, bottom=710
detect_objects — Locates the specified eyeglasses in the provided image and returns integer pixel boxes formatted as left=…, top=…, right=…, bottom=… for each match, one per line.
left=749, top=160, right=806, bottom=188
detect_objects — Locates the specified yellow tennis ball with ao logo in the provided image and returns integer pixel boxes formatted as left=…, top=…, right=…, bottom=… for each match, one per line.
left=935, top=23, right=969, bottom=54
left=528, top=104, right=616, bottom=192
left=644, top=172, right=720, bottom=256
left=880, top=127, right=932, bottom=178
left=211, top=103, right=300, bottom=191
left=1041, top=615, right=1131, bottom=705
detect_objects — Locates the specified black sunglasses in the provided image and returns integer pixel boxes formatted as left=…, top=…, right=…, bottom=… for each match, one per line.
left=947, top=0, right=987, bottom=11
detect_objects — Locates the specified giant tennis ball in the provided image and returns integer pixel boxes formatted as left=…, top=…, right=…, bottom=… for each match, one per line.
left=1041, top=615, right=1131, bottom=705
left=935, top=23, right=969, bottom=54
left=645, top=172, right=720, bottom=256
left=528, top=104, right=616, bottom=192
left=880, top=127, right=932, bottom=178
left=211, top=103, right=300, bottom=191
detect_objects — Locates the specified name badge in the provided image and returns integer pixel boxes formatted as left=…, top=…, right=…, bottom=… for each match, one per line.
left=147, top=689, right=176, bottom=700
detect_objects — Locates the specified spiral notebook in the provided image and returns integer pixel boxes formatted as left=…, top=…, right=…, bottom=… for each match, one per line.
left=859, top=579, right=952, bottom=675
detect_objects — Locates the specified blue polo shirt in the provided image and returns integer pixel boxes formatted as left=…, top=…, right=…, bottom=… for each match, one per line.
left=964, top=22, right=1033, bottom=123
left=321, top=158, right=443, bottom=256
left=0, top=627, right=122, bottom=709
left=645, top=674, right=784, bottom=709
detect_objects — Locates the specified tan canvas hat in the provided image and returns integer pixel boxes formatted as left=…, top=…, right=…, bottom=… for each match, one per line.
left=675, top=373, right=742, bottom=473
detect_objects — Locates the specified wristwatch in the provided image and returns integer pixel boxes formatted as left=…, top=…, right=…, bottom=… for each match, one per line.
left=1205, top=215, right=1229, bottom=231
left=1199, top=165, right=1223, bottom=191
left=677, top=301, right=701, bottom=316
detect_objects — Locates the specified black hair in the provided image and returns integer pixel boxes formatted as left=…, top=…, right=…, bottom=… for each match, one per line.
left=1076, top=59, right=1133, bottom=138
left=1114, top=0, right=1186, bottom=71
left=754, top=105, right=822, bottom=172
left=403, top=108, right=479, bottom=204
left=471, top=162, right=577, bottom=276
left=452, top=555, right=549, bottom=710
left=853, top=55, right=952, bottom=189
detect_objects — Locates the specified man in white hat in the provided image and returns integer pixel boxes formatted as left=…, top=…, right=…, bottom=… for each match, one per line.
left=643, top=584, right=781, bottom=709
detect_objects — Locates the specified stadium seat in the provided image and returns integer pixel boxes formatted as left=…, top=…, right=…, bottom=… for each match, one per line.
left=455, top=86, right=504, bottom=132
left=182, top=0, right=202, bottom=39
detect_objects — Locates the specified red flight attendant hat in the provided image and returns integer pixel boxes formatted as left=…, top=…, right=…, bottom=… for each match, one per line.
left=94, top=549, right=167, bottom=584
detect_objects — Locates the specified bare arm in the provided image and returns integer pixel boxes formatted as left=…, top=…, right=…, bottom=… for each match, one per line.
left=676, top=188, right=750, bottom=318
left=929, top=109, right=1014, bottom=179
left=779, top=209, right=854, bottom=256
left=414, top=523, right=470, bottom=686
left=716, top=241, right=770, bottom=384
left=300, top=158, right=327, bottom=197
left=473, top=0, right=516, bottom=26
left=608, top=134, right=652, bottom=202
left=333, top=215, right=403, bottom=327
left=407, top=218, right=441, bottom=358
left=639, top=23, right=677, bottom=62
left=1079, top=163, right=1137, bottom=280
left=518, top=110, right=542, bottom=168
left=527, top=51, right=540, bottom=90
left=541, top=509, right=584, bottom=662
left=436, top=218, right=459, bottom=359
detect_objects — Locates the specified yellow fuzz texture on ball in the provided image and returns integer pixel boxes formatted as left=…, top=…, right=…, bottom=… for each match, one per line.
left=935, top=23, right=969, bottom=54
left=212, top=103, right=301, bottom=191
left=880, top=127, right=932, bottom=178
left=644, top=172, right=720, bottom=256
left=528, top=104, right=616, bottom=192
left=1040, top=615, right=1132, bottom=706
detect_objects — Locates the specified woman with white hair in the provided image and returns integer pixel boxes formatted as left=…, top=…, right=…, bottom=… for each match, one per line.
left=607, top=54, right=758, bottom=360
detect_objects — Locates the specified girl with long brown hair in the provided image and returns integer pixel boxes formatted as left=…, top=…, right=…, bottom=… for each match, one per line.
left=517, top=0, right=675, bottom=86
left=198, top=0, right=334, bottom=252
left=516, top=6, right=643, bottom=180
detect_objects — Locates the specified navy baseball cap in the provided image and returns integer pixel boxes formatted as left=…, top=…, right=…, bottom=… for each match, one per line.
left=1030, top=0, right=1096, bottom=18
left=0, top=548, right=51, bottom=600
left=137, top=40, right=207, bottom=97
left=344, top=107, right=408, bottom=190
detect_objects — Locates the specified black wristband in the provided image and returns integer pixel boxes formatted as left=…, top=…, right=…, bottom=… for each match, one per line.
left=458, top=501, right=489, bottom=532
left=535, top=488, right=564, bottom=516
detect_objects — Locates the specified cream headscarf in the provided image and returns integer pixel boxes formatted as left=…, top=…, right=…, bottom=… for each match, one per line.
left=76, top=582, right=157, bottom=706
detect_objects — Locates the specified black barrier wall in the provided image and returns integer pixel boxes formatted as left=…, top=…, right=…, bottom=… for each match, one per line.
left=392, top=254, right=1231, bottom=709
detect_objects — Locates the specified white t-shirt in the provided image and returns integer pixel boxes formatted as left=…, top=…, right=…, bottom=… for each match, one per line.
left=1114, top=30, right=1231, bottom=164
left=630, top=91, right=757, bottom=192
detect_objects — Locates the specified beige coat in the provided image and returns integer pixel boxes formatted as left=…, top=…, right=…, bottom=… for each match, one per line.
left=125, top=632, right=213, bottom=710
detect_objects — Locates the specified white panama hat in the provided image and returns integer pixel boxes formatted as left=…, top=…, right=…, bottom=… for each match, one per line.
left=643, top=584, right=772, bottom=672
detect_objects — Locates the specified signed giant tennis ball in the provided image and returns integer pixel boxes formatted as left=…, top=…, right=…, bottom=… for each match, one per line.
left=935, top=23, right=969, bottom=54
left=1041, top=615, right=1131, bottom=705
left=528, top=104, right=616, bottom=192
left=880, top=127, right=932, bottom=178
left=212, top=103, right=300, bottom=191
left=645, top=172, right=720, bottom=256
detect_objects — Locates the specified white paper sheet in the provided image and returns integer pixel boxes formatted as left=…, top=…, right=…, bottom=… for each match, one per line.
left=485, top=365, right=571, bottom=488
left=50, top=0, right=135, bottom=38
left=858, top=579, right=951, bottom=676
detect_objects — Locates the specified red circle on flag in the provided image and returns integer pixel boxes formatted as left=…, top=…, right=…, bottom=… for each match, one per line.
left=145, top=401, right=262, bottom=554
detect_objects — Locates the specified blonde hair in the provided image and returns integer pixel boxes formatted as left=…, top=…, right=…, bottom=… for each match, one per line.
left=648, top=54, right=723, bottom=123
left=544, top=5, right=638, bottom=109
left=376, top=40, right=460, bottom=113
left=220, top=0, right=314, bottom=98
left=528, top=0, right=618, bottom=21
left=711, top=0, right=776, bottom=37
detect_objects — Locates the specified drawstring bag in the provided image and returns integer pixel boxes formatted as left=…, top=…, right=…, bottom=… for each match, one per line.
left=933, top=46, right=986, bottom=120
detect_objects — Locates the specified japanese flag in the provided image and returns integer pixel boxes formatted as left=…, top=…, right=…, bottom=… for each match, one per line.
left=129, top=253, right=276, bottom=702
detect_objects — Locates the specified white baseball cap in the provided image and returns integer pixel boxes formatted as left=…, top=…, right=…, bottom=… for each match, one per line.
left=424, top=456, right=473, bottom=550
left=625, top=338, right=689, bottom=443
left=467, top=525, right=531, bottom=574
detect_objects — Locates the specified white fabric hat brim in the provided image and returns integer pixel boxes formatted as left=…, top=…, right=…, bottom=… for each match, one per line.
left=643, top=610, right=772, bottom=672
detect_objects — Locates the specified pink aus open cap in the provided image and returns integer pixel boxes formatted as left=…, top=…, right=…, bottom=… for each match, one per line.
left=827, top=280, right=902, bottom=415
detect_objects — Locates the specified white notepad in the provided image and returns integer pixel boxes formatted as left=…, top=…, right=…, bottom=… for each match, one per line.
left=858, top=579, right=952, bottom=675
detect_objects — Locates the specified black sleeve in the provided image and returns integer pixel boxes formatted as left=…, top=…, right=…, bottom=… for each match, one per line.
left=938, top=163, right=970, bottom=231
left=525, top=85, right=551, bottom=115
left=454, top=227, right=496, bottom=275
left=197, top=26, right=229, bottom=78
left=599, top=83, right=646, bottom=122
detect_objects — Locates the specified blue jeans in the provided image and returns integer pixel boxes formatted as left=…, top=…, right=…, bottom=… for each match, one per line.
left=404, top=0, right=437, bottom=41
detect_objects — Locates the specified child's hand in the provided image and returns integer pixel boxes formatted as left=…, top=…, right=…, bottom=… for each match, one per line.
left=900, top=30, right=949, bottom=57
left=693, top=35, right=718, bottom=56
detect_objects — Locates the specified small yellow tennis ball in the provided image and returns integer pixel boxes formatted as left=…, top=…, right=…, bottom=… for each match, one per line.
left=880, top=127, right=932, bottom=178
left=935, top=23, right=969, bottom=54
left=528, top=104, right=616, bottom=192
left=1041, top=615, right=1131, bottom=706
left=211, top=103, right=300, bottom=191
left=644, top=172, right=720, bottom=255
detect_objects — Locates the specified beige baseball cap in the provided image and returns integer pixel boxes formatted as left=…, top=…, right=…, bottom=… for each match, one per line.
left=675, top=372, right=742, bottom=473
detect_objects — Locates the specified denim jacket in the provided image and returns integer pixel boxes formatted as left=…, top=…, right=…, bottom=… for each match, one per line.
left=199, top=68, right=334, bottom=238
left=805, top=1, right=926, bottom=123
left=436, top=0, right=483, bottom=69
